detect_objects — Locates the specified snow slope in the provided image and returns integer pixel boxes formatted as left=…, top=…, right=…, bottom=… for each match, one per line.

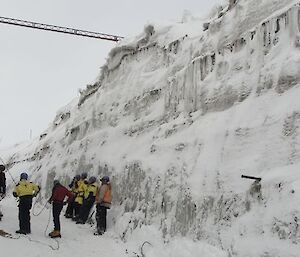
left=2, top=0, right=300, bottom=256
left=0, top=198, right=226, bottom=257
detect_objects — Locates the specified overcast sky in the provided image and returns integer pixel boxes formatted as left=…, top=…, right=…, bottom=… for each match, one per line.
left=0, top=0, right=221, bottom=149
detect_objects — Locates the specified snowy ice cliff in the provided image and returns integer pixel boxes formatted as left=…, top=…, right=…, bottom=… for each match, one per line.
left=2, top=0, right=300, bottom=256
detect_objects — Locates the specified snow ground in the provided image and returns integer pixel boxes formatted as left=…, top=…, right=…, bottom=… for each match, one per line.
left=0, top=197, right=226, bottom=257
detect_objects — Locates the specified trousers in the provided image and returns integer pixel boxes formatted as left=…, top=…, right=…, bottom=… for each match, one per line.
left=18, top=196, right=33, bottom=233
left=52, top=202, right=64, bottom=231
left=96, top=204, right=108, bottom=233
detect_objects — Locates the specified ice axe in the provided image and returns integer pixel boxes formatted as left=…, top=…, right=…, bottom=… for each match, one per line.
left=241, top=175, right=261, bottom=182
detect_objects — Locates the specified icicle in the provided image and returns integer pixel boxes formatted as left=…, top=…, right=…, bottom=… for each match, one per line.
left=287, top=6, right=300, bottom=44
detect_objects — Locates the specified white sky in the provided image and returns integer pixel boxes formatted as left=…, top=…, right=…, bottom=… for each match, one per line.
left=0, top=0, right=221, bottom=148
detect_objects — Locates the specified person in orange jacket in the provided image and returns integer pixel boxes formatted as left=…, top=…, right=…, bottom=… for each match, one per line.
left=94, top=176, right=112, bottom=235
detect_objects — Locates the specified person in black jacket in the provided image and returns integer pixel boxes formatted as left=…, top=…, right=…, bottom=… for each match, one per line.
left=65, top=175, right=80, bottom=219
left=0, top=164, right=6, bottom=219
left=0, top=165, right=6, bottom=196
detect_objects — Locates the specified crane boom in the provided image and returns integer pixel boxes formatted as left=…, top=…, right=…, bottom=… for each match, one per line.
left=0, top=16, right=123, bottom=42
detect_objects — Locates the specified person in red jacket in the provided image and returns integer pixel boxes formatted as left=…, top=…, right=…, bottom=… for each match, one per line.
left=48, top=179, right=73, bottom=238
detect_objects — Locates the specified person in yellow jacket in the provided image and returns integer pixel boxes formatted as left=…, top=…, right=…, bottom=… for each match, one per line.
left=76, top=176, right=98, bottom=224
left=94, top=176, right=112, bottom=235
left=73, top=172, right=88, bottom=221
left=13, top=172, right=40, bottom=234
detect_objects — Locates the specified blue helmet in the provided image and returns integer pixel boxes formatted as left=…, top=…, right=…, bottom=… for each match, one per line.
left=88, top=176, right=97, bottom=184
left=75, top=175, right=81, bottom=181
left=20, top=172, right=28, bottom=180
left=100, top=176, right=109, bottom=183
left=81, top=172, right=88, bottom=180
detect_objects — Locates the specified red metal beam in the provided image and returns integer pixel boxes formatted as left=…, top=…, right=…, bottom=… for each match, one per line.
left=0, top=16, right=123, bottom=42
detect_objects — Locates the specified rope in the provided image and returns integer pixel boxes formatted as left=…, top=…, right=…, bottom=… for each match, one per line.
left=141, top=241, right=152, bottom=257
left=0, top=156, right=59, bottom=250
left=23, top=205, right=59, bottom=251
left=6, top=169, right=17, bottom=185
left=24, top=235, right=59, bottom=251
left=44, top=205, right=52, bottom=237
left=44, top=203, right=60, bottom=250
left=32, top=200, right=49, bottom=216
left=126, top=241, right=153, bottom=257
left=0, top=155, right=17, bottom=185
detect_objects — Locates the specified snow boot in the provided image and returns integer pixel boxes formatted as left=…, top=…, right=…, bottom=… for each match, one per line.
left=65, top=213, right=72, bottom=219
left=49, top=230, right=61, bottom=238
left=94, top=230, right=104, bottom=236
left=16, top=230, right=28, bottom=235
left=72, top=215, right=79, bottom=222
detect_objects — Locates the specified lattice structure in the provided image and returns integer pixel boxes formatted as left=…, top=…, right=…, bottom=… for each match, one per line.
left=0, top=16, right=123, bottom=42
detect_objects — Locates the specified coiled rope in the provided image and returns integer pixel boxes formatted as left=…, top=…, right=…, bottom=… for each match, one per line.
left=23, top=205, right=59, bottom=250
left=32, top=199, right=49, bottom=216
left=26, top=200, right=60, bottom=250
left=126, top=241, right=153, bottom=257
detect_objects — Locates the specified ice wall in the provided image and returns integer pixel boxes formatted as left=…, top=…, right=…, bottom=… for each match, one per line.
left=3, top=1, right=300, bottom=256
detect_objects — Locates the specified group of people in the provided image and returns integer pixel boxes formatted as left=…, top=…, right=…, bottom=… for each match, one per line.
left=49, top=173, right=112, bottom=238
left=0, top=164, right=112, bottom=239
